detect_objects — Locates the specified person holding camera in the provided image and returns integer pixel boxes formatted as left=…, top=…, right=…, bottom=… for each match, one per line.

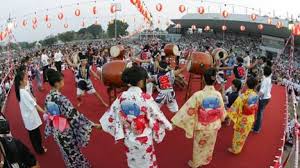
left=0, top=117, right=40, bottom=168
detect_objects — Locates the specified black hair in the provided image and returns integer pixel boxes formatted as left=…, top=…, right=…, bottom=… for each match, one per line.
left=246, top=77, right=257, bottom=89
left=17, top=65, right=27, bottom=73
left=266, top=60, right=272, bottom=67
left=232, top=79, right=242, bottom=91
left=205, top=46, right=210, bottom=51
left=46, top=69, right=64, bottom=87
left=121, top=66, right=148, bottom=86
left=204, top=68, right=217, bottom=85
left=263, top=66, right=272, bottom=77
left=14, top=71, right=26, bottom=102
left=236, top=57, right=244, bottom=63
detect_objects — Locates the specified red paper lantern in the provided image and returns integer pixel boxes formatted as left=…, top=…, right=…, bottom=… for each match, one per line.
left=250, top=13, right=257, bottom=21
left=64, top=23, right=68, bottom=29
left=33, top=24, right=37, bottom=30
left=75, top=9, right=81, bottom=16
left=32, top=17, right=37, bottom=24
left=204, top=25, right=210, bottom=31
left=136, top=0, right=141, bottom=9
left=47, top=23, right=51, bottom=29
left=111, top=5, right=116, bottom=13
left=292, top=23, right=300, bottom=36
left=130, top=0, right=137, bottom=5
left=92, top=6, right=97, bottom=15
left=22, top=20, right=27, bottom=27
left=222, top=25, right=227, bottom=31
left=176, top=24, right=181, bottom=28
left=81, top=21, right=85, bottom=27
left=222, top=10, right=229, bottom=18
left=267, top=18, right=272, bottom=24
left=179, top=5, right=186, bottom=13
left=240, top=25, right=246, bottom=31
left=58, top=12, right=64, bottom=20
left=45, top=15, right=49, bottom=22
left=258, top=24, right=264, bottom=31
left=156, top=3, right=163, bottom=12
left=276, top=21, right=283, bottom=29
left=198, top=6, right=205, bottom=14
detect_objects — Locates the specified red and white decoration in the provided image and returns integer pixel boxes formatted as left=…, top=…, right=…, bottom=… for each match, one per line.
left=258, top=24, right=264, bottom=31
left=222, top=10, right=229, bottom=18
left=222, top=25, right=227, bottom=31
left=179, top=5, right=186, bottom=13
left=75, top=9, right=81, bottom=16
left=250, top=13, right=257, bottom=21
left=156, top=3, right=163, bottom=12
left=198, top=6, right=205, bottom=14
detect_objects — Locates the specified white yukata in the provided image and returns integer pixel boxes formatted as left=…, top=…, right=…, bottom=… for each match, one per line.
left=100, top=87, right=172, bottom=168
left=155, top=70, right=179, bottom=113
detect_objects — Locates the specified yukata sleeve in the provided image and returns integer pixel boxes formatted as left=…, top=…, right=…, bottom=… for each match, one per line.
left=171, top=93, right=199, bottom=139
left=99, top=98, right=125, bottom=141
left=227, top=96, right=243, bottom=124
left=216, top=92, right=227, bottom=121
left=60, top=96, right=93, bottom=147
left=146, top=97, right=172, bottom=143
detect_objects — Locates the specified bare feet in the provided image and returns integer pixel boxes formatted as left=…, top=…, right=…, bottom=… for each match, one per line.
left=188, top=160, right=199, bottom=168
left=228, top=148, right=238, bottom=154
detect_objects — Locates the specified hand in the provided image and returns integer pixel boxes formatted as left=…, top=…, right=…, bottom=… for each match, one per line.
left=93, top=124, right=102, bottom=130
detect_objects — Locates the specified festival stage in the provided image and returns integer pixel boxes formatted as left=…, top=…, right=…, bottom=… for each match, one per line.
left=4, top=69, right=286, bottom=168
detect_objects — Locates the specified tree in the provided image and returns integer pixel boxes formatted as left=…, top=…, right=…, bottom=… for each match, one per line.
left=107, top=19, right=129, bottom=38
left=58, top=31, right=75, bottom=42
left=86, top=24, right=104, bottom=39
left=41, top=37, right=57, bottom=46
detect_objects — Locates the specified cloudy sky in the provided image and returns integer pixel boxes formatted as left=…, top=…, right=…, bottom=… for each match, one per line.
left=0, top=0, right=299, bottom=42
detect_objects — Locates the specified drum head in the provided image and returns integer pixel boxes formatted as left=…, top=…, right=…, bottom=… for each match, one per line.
left=110, top=46, right=120, bottom=58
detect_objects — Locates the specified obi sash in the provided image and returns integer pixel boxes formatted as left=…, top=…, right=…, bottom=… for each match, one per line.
left=242, top=94, right=258, bottom=116
left=198, top=108, right=223, bottom=126
left=45, top=102, right=70, bottom=132
left=243, top=104, right=258, bottom=115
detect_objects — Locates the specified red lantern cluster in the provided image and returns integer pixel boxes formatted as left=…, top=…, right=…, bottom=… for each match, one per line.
left=156, top=3, right=163, bottom=12
left=45, top=15, right=49, bottom=22
left=130, top=0, right=152, bottom=22
left=198, top=6, right=205, bottom=15
left=179, top=5, right=186, bottom=13
left=292, top=23, right=300, bottom=36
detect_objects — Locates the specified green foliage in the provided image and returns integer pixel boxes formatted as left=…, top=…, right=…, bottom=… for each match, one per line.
left=107, top=19, right=129, bottom=38
left=40, top=36, right=57, bottom=46
left=58, top=31, right=76, bottom=42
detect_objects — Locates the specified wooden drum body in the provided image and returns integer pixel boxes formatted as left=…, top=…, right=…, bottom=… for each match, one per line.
left=110, top=45, right=125, bottom=60
left=211, top=48, right=228, bottom=64
left=164, top=43, right=180, bottom=56
left=187, top=52, right=213, bottom=75
left=101, top=60, right=126, bottom=87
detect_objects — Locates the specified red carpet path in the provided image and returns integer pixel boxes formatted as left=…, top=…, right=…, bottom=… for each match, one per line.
left=5, top=70, right=286, bottom=168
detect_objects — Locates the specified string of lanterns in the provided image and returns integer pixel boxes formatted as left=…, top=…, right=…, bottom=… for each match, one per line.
left=129, top=0, right=152, bottom=23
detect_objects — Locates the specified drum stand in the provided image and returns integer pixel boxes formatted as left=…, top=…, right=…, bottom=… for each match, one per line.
left=184, top=73, right=205, bottom=101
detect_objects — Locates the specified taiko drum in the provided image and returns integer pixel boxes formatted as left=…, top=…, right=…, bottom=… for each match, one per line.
left=211, top=48, right=228, bottom=64
left=101, top=60, right=126, bottom=87
left=187, top=52, right=213, bottom=75
left=164, top=43, right=180, bottom=56
left=110, top=45, right=125, bottom=60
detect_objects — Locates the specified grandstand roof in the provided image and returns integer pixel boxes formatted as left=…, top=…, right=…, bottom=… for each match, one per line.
left=171, top=13, right=299, bottom=42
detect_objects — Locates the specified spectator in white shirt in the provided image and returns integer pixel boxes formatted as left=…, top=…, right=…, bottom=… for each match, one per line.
left=41, top=49, right=49, bottom=83
left=253, top=66, right=272, bottom=133
left=54, top=49, right=63, bottom=72
left=14, top=71, right=47, bottom=154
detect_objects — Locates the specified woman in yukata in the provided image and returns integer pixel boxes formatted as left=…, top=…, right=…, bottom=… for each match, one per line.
left=100, top=65, right=173, bottom=168
left=44, top=69, right=101, bottom=168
